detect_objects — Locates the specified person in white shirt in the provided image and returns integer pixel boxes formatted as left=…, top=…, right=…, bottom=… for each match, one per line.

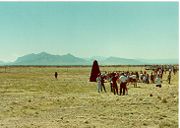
left=155, top=75, right=162, bottom=88
left=129, top=73, right=138, bottom=87
left=119, top=73, right=128, bottom=95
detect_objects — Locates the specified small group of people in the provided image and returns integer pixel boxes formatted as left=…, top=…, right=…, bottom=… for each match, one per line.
left=96, top=72, right=129, bottom=95
left=96, top=73, right=107, bottom=93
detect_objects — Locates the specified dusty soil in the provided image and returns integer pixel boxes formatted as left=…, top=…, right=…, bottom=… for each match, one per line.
left=0, top=66, right=178, bottom=128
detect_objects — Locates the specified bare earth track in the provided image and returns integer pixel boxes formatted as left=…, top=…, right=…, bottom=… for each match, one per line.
left=0, top=66, right=178, bottom=128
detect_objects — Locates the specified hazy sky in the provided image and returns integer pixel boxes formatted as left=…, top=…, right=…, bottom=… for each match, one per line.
left=0, top=2, right=179, bottom=61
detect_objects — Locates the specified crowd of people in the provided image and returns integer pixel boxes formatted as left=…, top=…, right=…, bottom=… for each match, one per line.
left=96, top=65, right=177, bottom=95
left=52, top=64, right=177, bottom=96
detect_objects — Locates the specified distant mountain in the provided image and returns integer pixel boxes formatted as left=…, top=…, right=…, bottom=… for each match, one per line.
left=85, top=56, right=108, bottom=61
left=11, top=52, right=89, bottom=65
left=2, top=52, right=178, bottom=66
left=100, top=57, right=144, bottom=65
left=0, top=61, right=5, bottom=65
left=139, top=59, right=179, bottom=65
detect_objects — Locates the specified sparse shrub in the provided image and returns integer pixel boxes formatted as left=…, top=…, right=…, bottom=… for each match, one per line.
left=139, top=98, right=143, bottom=101
left=162, top=98, right=167, bottom=103
left=143, top=123, right=148, bottom=126
left=1, top=66, right=178, bottom=127
left=157, top=96, right=161, bottom=100
left=84, top=120, right=89, bottom=124
left=159, top=121, right=171, bottom=128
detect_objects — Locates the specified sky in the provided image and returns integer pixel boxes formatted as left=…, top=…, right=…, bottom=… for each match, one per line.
left=0, top=2, right=179, bottom=61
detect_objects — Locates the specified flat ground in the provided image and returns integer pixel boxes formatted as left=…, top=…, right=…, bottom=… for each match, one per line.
left=0, top=66, right=178, bottom=128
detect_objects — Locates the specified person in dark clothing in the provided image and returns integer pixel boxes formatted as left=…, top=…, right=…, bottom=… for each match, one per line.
left=112, top=74, right=118, bottom=95
left=150, top=72, right=155, bottom=83
left=55, top=72, right=58, bottom=79
left=101, top=74, right=107, bottom=92
left=173, top=68, right=176, bottom=75
left=167, top=73, right=171, bottom=84
left=146, top=74, right=150, bottom=84
left=110, top=77, right=113, bottom=92
left=135, top=72, right=139, bottom=82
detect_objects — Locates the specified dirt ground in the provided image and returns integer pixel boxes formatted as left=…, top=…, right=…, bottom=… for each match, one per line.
left=0, top=66, right=178, bottom=128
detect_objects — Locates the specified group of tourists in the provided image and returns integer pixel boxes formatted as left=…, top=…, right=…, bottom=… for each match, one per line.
left=96, top=72, right=129, bottom=95
left=96, top=65, right=177, bottom=95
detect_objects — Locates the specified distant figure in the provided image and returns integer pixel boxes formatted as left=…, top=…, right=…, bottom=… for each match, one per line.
left=142, top=75, right=147, bottom=83
left=119, top=73, right=128, bottom=95
left=128, top=73, right=137, bottom=87
left=55, top=72, right=58, bottom=79
left=96, top=73, right=102, bottom=93
left=135, top=72, right=139, bottom=82
left=101, top=74, right=107, bottom=92
left=112, top=73, right=118, bottom=95
left=169, top=68, right=172, bottom=75
left=173, top=68, right=176, bottom=75
left=139, top=71, right=143, bottom=82
left=150, top=72, right=155, bottom=83
left=167, top=73, right=171, bottom=84
left=146, top=74, right=150, bottom=84
left=90, top=60, right=101, bottom=82
left=155, top=75, right=162, bottom=88
left=108, top=74, right=113, bottom=92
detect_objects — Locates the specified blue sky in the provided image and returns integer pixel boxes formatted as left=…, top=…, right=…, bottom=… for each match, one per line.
left=0, top=2, right=178, bottom=61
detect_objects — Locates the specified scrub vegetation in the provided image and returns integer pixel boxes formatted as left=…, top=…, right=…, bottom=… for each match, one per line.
left=0, top=66, right=178, bottom=128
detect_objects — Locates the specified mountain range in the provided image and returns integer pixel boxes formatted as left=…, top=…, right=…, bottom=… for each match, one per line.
left=0, top=52, right=178, bottom=66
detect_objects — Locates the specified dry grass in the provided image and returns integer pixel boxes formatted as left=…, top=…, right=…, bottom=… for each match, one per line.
left=0, top=66, right=178, bottom=128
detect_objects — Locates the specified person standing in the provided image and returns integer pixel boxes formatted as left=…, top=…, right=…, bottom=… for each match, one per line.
left=96, top=73, right=102, bottom=93
left=146, top=74, right=150, bottom=84
left=55, top=72, right=58, bottom=79
left=112, top=73, right=118, bottom=95
left=155, top=75, right=162, bottom=88
left=139, top=71, right=143, bottom=83
left=109, top=74, right=113, bottom=92
left=169, top=67, right=172, bottom=75
left=173, top=67, right=176, bottom=75
left=167, top=73, right=171, bottom=84
left=135, top=71, right=139, bottom=82
left=101, top=74, right=107, bottom=92
left=150, top=72, right=154, bottom=83
left=119, top=73, right=128, bottom=95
